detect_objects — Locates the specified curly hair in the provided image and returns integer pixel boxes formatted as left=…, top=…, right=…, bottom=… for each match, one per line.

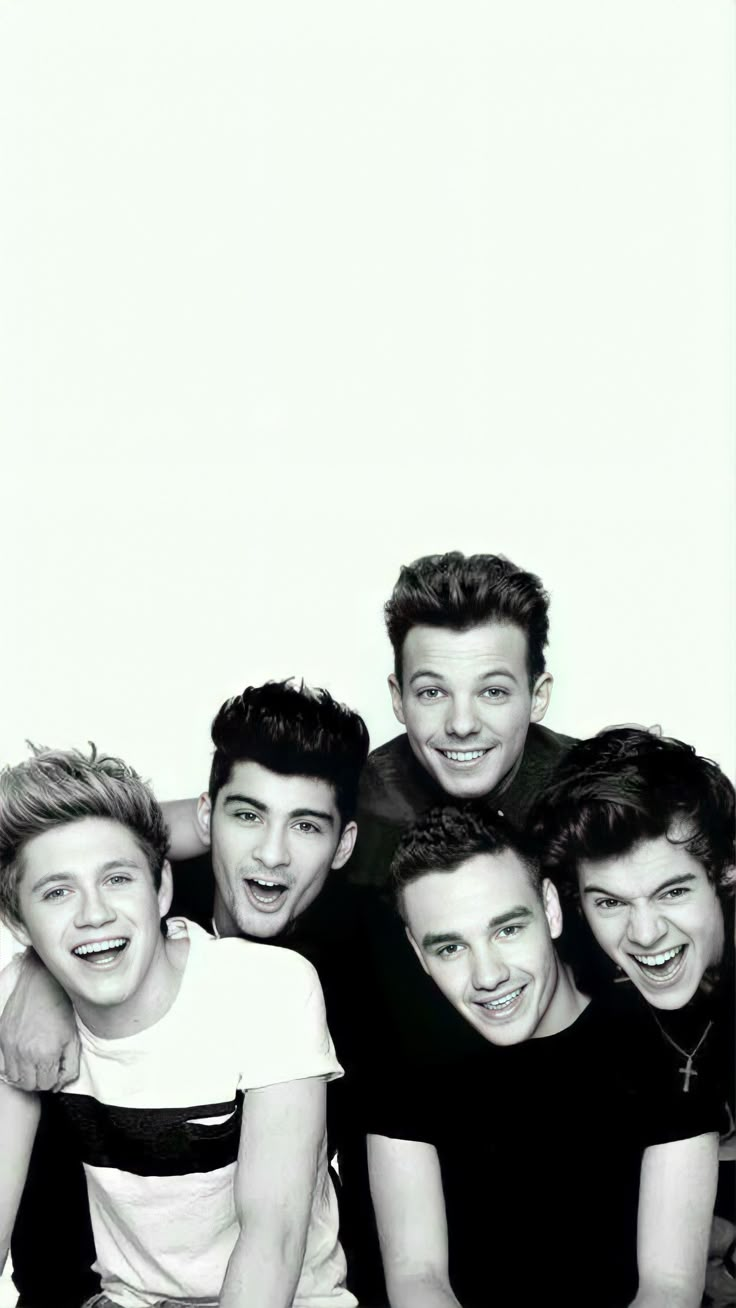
left=529, top=728, right=736, bottom=902
left=391, top=803, right=541, bottom=916
left=384, top=551, right=550, bottom=688
left=0, top=744, right=169, bottom=929
left=208, top=679, right=370, bottom=825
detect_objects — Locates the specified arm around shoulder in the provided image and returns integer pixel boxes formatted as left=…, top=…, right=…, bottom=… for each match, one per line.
left=368, top=1134, right=462, bottom=1308
left=0, top=949, right=78, bottom=1091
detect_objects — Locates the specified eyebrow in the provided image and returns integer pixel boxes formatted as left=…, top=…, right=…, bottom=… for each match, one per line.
left=582, top=873, right=699, bottom=899
left=421, top=904, right=533, bottom=948
left=223, top=794, right=334, bottom=824
left=30, top=860, right=143, bottom=893
left=408, top=667, right=518, bottom=686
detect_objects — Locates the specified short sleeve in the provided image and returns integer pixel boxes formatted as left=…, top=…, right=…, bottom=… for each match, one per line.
left=360, top=1054, right=437, bottom=1145
left=229, top=944, right=344, bottom=1091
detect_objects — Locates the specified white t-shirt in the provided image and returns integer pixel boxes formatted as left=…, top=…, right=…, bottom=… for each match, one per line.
left=0, top=919, right=356, bottom=1308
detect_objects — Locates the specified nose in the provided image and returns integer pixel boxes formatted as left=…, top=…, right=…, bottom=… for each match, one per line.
left=626, top=902, right=667, bottom=950
left=445, top=694, right=481, bottom=739
left=252, top=823, right=291, bottom=871
left=470, top=943, right=510, bottom=993
left=74, top=884, right=117, bottom=930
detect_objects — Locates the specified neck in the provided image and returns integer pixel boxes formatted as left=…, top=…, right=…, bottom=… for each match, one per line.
left=75, top=933, right=187, bottom=1039
left=213, top=888, right=241, bottom=939
left=535, top=960, right=590, bottom=1039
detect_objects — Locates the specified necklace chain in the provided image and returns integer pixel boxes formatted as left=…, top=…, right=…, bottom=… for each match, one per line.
left=649, top=1014, right=713, bottom=1093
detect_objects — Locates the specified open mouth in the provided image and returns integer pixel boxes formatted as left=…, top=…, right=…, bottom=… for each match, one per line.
left=475, top=984, right=527, bottom=1021
left=72, top=938, right=129, bottom=967
left=242, top=878, right=289, bottom=912
left=630, top=943, right=687, bottom=986
left=436, top=748, right=492, bottom=767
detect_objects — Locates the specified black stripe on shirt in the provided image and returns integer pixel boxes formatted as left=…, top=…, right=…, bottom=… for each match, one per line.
left=54, top=1090, right=244, bottom=1176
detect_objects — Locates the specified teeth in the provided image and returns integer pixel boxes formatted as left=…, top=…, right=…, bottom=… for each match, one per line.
left=73, top=938, right=127, bottom=957
left=252, top=880, right=283, bottom=889
left=442, top=750, right=487, bottom=762
left=633, top=945, right=684, bottom=967
left=483, top=987, right=523, bottom=1010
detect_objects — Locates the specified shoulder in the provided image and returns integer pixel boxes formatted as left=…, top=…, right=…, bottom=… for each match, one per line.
left=525, top=722, right=579, bottom=761
left=359, top=734, right=433, bottom=825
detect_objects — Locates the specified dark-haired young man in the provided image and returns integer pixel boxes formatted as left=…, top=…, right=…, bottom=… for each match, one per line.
left=2, top=683, right=384, bottom=1307
left=0, top=745, right=353, bottom=1308
left=366, top=806, right=720, bottom=1308
left=348, top=550, right=576, bottom=888
left=529, top=728, right=735, bottom=1249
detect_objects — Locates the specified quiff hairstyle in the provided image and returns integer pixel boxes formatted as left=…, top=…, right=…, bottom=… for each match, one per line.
left=208, top=679, right=370, bottom=826
left=529, top=728, right=736, bottom=903
left=384, top=551, right=550, bottom=688
left=391, top=804, right=541, bottom=919
left=0, top=745, right=169, bottom=929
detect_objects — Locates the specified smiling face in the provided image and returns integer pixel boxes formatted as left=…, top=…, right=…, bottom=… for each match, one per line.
left=199, top=760, right=357, bottom=940
left=389, top=622, right=552, bottom=800
left=578, top=835, right=726, bottom=1010
left=403, top=850, right=584, bottom=1046
left=15, top=816, right=173, bottom=1034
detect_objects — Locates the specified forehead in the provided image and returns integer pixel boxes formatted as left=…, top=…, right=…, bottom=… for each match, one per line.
left=578, top=835, right=710, bottom=895
left=404, top=850, right=537, bottom=935
left=217, top=759, right=339, bottom=818
left=401, top=622, right=529, bottom=681
left=19, top=817, right=148, bottom=882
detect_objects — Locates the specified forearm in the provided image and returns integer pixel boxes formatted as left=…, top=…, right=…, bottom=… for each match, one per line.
left=629, top=1277, right=704, bottom=1308
left=161, top=799, right=208, bottom=860
left=219, top=1222, right=307, bottom=1308
left=385, top=1269, right=462, bottom=1308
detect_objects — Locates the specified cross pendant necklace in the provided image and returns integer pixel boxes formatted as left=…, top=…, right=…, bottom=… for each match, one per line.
left=650, top=1017, right=713, bottom=1094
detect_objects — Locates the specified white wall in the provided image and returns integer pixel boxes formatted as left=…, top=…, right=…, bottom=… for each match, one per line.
left=1, top=2, right=733, bottom=970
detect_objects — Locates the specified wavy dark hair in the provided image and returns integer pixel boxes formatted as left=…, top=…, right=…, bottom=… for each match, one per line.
left=384, top=551, right=550, bottom=688
left=0, top=744, right=169, bottom=929
left=208, top=679, right=370, bottom=825
left=529, top=728, right=735, bottom=900
left=391, top=803, right=541, bottom=918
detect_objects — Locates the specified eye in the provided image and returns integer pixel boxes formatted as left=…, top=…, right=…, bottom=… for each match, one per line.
left=234, top=810, right=260, bottom=824
left=497, top=924, right=523, bottom=939
left=42, top=886, right=70, bottom=902
left=481, top=687, right=508, bottom=700
left=417, top=687, right=444, bottom=701
left=435, top=942, right=465, bottom=960
left=594, top=897, right=624, bottom=911
left=661, top=887, right=690, bottom=901
left=294, top=821, right=320, bottom=834
left=106, top=874, right=132, bottom=886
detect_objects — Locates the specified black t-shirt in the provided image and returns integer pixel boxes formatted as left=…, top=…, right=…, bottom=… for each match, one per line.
left=364, top=986, right=720, bottom=1308
left=348, top=723, right=578, bottom=888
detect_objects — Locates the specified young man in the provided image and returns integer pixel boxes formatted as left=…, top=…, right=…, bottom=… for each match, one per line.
left=365, top=806, right=719, bottom=1308
left=348, top=550, right=577, bottom=887
left=528, top=728, right=735, bottom=1245
left=1, top=683, right=383, bottom=1308
left=0, top=744, right=354, bottom=1308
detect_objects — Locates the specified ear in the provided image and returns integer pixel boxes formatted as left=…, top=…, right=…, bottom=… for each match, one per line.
left=158, top=861, right=174, bottom=918
left=195, top=793, right=213, bottom=849
left=8, top=919, right=32, bottom=949
left=388, top=674, right=406, bottom=726
left=331, top=820, right=358, bottom=871
left=530, top=672, right=553, bottom=724
left=406, top=924, right=431, bottom=976
left=541, top=877, right=564, bottom=939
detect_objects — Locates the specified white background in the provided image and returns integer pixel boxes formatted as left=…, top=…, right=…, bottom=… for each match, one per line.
left=0, top=2, right=733, bottom=1295
left=0, top=4, right=733, bottom=924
